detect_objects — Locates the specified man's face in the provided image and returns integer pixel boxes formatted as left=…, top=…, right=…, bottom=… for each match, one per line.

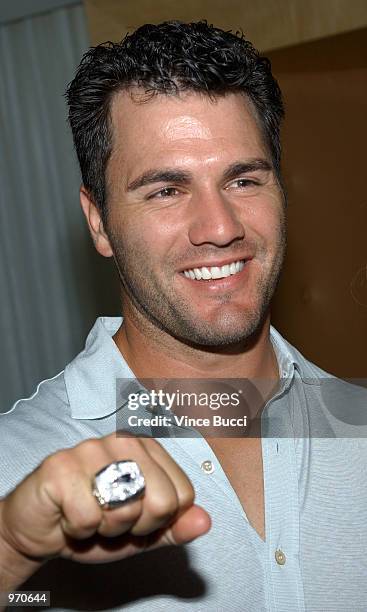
left=105, top=90, right=285, bottom=346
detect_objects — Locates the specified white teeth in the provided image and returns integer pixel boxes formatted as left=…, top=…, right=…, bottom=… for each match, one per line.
left=201, top=267, right=212, bottom=280
left=183, top=259, right=246, bottom=281
left=210, top=266, right=222, bottom=279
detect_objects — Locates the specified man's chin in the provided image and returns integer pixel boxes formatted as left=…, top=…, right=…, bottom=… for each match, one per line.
left=174, top=316, right=265, bottom=349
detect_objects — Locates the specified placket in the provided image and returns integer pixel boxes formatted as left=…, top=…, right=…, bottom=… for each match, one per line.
left=261, top=395, right=306, bottom=612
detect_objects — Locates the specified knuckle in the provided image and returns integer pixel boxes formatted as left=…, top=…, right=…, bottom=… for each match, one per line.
left=118, top=434, right=142, bottom=451
left=145, top=437, right=163, bottom=449
left=180, top=481, right=195, bottom=508
left=115, top=429, right=136, bottom=440
left=37, top=451, right=80, bottom=503
left=120, top=499, right=142, bottom=521
left=74, top=511, right=100, bottom=532
left=107, top=499, right=142, bottom=524
left=63, top=510, right=100, bottom=536
left=109, top=434, right=145, bottom=459
left=143, top=438, right=164, bottom=453
left=40, top=449, right=73, bottom=478
left=148, top=490, right=178, bottom=520
left=78, top=437, right=102, bottom=455
left=128, top=501, right=143, bottom=522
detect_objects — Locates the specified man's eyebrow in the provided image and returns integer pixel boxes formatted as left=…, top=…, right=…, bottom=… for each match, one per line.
left=126, top=159, right=272, bottom=192
left=127, top=169, right=192, bottom=192
left=222, top=159, right=272, bottom=183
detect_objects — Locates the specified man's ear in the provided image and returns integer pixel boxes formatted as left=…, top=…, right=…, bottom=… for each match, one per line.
left=79, top=186, right=113, bottom=258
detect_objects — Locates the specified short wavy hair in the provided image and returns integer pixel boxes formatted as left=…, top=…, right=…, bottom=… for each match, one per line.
left=66, top=20, right=284, bottom=222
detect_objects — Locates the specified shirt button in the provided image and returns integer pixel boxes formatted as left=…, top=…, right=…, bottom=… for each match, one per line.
left=275, top=549, right=286, bottom=565
left=201, top=460, right=214, bottom=474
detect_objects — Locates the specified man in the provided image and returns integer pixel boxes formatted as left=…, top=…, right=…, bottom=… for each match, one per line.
left=0, top=20, right=366, bottom=612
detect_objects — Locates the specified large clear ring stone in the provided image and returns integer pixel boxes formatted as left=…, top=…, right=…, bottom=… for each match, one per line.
left=94, top=460, right=145, bottom=508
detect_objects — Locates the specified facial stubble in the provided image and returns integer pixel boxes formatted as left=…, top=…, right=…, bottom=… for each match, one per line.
left=107, top=210, right=286, bottom=348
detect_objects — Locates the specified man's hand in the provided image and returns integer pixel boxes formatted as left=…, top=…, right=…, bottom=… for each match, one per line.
left=0, top=433, right=211, bottom=590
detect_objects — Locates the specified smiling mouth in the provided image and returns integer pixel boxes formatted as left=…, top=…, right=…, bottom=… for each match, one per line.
left=182, top=259, right=246, bottom=281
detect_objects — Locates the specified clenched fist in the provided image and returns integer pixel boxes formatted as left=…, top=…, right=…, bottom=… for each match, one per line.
left=0, top=433, right=211, bottom=594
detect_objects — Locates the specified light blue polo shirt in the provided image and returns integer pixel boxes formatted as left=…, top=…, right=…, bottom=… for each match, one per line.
left=1, top=317, right=367, bottom=611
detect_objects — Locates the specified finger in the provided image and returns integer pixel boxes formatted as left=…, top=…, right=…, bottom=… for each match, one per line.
left=78, top=436, right=180, bottom=538
left=168, top=505, right=211, bottom=545
left=143, top=504, right=212, bottom=550
left=68, top=505, right=211, bottom=563
left=60, top=473, right=102, bottom=539
left=97, top=499, right=143, bottom=537
left=127, top=453, right=180, bottom=536
left=75, top=438, right=146, bottom=538
left=50, top=438, right=143, bottom=540
left=140, top=438, right=195, bottom=512
left=38, top=451, right=104, bottom=541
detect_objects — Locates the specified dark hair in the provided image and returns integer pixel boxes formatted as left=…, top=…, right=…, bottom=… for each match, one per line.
left=66, top=20, right=284, bottom=222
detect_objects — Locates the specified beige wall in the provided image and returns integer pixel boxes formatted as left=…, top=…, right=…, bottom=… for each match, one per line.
left=268, top=29, right=367, bottom=377
left=84, top=0, right=367, bottom=50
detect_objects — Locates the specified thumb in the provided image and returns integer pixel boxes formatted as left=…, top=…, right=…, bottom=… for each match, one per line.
left=165, top=505, right=211, bottom=546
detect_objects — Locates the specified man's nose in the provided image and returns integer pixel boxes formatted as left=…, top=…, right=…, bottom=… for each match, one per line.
left=188, top=189, right=245, bottom=247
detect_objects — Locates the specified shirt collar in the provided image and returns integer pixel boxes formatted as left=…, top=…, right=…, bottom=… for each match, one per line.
left=65, top=317, right=131, bottom=419
left=64, top=317, right=304, bottom=420
left=270, top=326, right=298, bottom=380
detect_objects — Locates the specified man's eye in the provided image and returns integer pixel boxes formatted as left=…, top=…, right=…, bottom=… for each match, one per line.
left=228, top=178, right=258, bottom=189
left=149, top=187, right=179, bottom=199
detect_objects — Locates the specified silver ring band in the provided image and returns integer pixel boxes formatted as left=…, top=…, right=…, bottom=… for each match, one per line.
left=92, top=460, right=145, bottom=509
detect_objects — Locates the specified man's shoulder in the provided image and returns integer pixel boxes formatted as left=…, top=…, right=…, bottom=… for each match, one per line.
left=0, top=378, right=107, bottom=498
left=1, top=369, right=71, bottom=431
left=0, top=317, right=127, bottom=497
left=274, top=328, right=367, bottom=434
left=3, top=369, right=69, bottom=418
left=0, top=371, right=74, bottom=495
left=270, top=325, right=334, bottom=380
left=3, top=315, right=124, bottom=424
